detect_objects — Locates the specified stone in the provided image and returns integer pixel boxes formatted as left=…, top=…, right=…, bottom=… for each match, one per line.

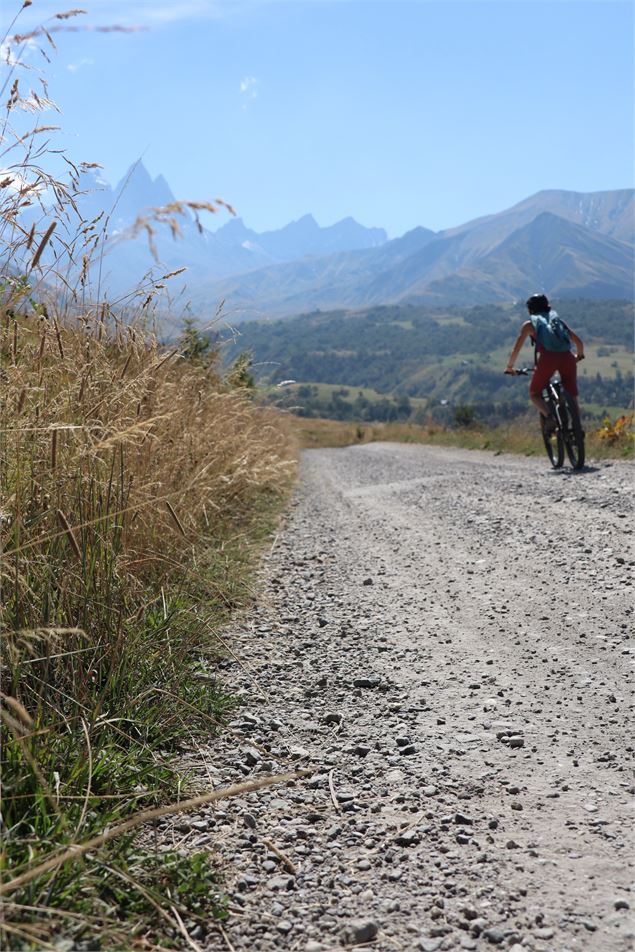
left=354, top=744, right=372, bottom=757
left=534, top=927, right=554, bottom=939
left=243, top=747, right=261, bottom=766
left=269, top=875, right=295, bottom=891
left=482, top=928, right=506, bottom=944
left=470, top=918, right=488, bottom=936
left=396, top=829, right=421, bottom=846
left=340, top=919, right=379, bottom=945
left=399, top=744, right=417, bottom=755
left=354, top=676, right=380, bottom=688
left=419, top=939, right=443, bottom=952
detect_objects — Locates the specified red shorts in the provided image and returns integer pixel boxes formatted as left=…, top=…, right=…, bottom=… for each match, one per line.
left=530, top=350, right=578, bottom=398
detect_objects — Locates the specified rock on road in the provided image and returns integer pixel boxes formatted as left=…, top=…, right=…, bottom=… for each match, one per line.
left=181, top=444, right=633, bottom=952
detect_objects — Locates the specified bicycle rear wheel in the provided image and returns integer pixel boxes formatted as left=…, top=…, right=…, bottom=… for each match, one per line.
left=561, top=391, right=585, bottom=469
left=541, top=414, right=564, bottom=468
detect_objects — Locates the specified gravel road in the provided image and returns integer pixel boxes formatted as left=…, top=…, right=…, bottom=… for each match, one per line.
left=172, top=444, right=634, bottom=952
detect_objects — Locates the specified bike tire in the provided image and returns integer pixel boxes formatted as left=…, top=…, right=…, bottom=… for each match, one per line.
left=562, top=391, right=585, bottom=469
left=541, top=414, right=564, bottom=468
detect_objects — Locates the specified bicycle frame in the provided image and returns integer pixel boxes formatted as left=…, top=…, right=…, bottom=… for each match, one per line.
left=507, top=368, right=585, bottom=469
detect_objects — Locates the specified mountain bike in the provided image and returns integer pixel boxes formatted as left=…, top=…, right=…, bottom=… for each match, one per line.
left=508, top=368, right=585, bottom=470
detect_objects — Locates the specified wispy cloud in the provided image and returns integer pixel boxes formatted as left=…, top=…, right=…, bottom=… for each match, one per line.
left=11, top=1, right=268, bottom=29
left=67, top=58, right=93, bottom=73
left=240, top=75, right=259, bottom=110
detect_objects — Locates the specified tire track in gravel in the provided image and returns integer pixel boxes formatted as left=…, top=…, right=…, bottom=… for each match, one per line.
left=166, top=444, right=633, bottom=952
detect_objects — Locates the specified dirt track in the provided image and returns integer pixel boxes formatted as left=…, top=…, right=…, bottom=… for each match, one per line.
left=180, top=444, right=634, bottom=952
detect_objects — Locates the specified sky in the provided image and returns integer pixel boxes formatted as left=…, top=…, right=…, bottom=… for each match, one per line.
left=2, top=0, right=633, bottom=238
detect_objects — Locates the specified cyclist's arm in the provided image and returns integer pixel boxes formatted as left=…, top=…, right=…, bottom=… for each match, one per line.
left=569, top=329, right=585, bottom=360
left=505, top=321, right=533, bottom=372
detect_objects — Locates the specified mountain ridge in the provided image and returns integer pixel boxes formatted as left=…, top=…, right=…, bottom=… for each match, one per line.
left=191, top=188, right=634, bottom=317
left=18, top=164, right=633, bottom=315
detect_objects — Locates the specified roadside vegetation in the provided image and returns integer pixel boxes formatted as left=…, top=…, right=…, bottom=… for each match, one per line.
left=295, top=413, right=634, bottom=460
left=0, top=311, right=295, bottom=948
left=0, top=7, right=295, bottom=948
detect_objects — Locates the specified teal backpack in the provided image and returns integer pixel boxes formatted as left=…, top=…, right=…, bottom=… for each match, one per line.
left=530, top=310, right=571, bottom=353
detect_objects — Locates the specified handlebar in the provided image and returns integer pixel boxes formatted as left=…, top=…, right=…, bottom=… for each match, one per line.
left=505, top=353, right=584, bottom=377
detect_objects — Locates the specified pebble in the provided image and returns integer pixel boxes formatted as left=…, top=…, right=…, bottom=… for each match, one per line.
left=396, top=829, right=421, bottom=846
left=534, top=927, right=554, bottom=939
left=268, top=875, right=295, bottom=891
left=482, top=927, right=506, bottom=944
left=353, top=743, right=371, bottom=756
left=419, top=939, right=443, bottom=952
left=353, top=676, right=380, bottom=688
left=340, top=918, right=379, bottom=945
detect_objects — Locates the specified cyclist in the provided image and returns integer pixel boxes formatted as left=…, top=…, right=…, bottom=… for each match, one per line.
left=505, top=293, right=585, bottom=432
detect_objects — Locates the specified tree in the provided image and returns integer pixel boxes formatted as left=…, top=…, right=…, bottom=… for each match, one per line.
left=453, top=403, right=477, bottom=428
left=178, top=318, right=216, bottom=365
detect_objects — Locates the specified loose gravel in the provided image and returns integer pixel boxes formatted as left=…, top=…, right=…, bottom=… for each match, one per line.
left=161, top=444, right=634, bottom=952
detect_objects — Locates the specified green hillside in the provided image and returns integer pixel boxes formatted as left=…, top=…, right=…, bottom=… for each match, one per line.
left=225, top=299, right=633, bottom=423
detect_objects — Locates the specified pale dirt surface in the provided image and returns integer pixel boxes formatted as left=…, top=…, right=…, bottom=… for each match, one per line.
left=166, top=444, right=634, bottom=952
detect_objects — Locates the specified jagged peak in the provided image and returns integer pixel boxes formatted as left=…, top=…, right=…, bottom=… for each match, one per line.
left=115, top=159, right=153, bottom=192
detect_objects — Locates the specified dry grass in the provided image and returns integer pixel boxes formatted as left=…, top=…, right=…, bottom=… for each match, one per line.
left=1, top=308, right=295, bottom=662
left=0, top=308, right=297, bottom=948
left=293, top=414, right=633, bottom=460
left=0, top=6, right=298, bottom=946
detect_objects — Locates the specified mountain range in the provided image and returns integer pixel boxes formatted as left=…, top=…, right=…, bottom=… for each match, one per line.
left=192, top=188, right=634, bottom=317
left=24, top=163, right=634, bottom=318
left=58, top=162, right=387, bottom=303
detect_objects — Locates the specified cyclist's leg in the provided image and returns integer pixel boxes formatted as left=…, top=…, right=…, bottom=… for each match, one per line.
left=530, top=353, right=558, bottom=417
left=558, top=352, right=579, bottom=405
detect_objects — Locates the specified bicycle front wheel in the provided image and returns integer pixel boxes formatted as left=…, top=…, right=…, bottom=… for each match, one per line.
left=561, top=391, right=585, bottom=469
left=541, top=414, right=564, bottom=468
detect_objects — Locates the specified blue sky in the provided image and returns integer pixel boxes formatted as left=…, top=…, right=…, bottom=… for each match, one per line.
left=3, top=0, right=633, bottom=237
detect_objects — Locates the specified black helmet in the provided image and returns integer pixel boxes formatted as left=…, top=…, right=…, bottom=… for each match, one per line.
left=526, top=293, right=550, bottom=314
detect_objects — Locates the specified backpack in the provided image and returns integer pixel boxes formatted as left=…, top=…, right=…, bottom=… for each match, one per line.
left=530, top=310, right=571, bottom=353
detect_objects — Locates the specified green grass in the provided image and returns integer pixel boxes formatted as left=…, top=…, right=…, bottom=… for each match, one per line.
left=1, top=483, right=292, bottom=950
